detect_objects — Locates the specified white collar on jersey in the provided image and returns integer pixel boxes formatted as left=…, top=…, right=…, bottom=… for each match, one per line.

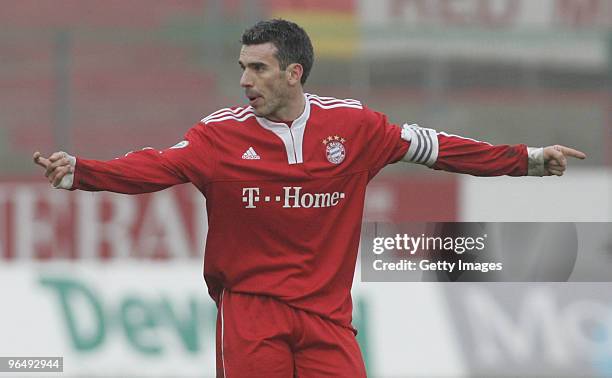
left=255, top=93, right=311, bottom=165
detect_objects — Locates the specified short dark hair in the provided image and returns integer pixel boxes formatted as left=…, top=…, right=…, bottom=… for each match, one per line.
left=241, top=19, right=314, bottom=85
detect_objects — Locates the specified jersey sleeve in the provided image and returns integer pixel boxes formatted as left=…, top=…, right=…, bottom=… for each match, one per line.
left=361, top=106, right=410, bottom=178
left=73, top=123, right=215, bottom=193
left=399, top=124, right=528, bottom=176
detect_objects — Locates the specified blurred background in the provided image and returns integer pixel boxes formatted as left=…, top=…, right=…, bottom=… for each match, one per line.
left=0, top=0, right=610, bottom=376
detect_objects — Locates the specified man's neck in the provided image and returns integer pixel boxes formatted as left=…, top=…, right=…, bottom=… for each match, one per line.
left=267, top=91, right=305, bottom=123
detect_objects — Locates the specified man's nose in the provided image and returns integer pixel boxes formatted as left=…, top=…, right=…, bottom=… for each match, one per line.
left=240, top=70, right=252, bottom=87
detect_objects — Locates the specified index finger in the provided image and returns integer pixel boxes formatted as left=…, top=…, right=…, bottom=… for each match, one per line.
left=556, top=145, right=587, bottom=160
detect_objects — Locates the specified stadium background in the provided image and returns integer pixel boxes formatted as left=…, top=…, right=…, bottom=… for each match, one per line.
left=0, top=0, right=610, bottom=376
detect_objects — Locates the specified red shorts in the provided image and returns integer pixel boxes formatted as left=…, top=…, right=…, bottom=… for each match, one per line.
left=215, top=290, right=366, bottom=378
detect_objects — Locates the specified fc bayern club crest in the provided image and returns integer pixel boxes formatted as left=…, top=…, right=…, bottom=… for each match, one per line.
left=322, top=135, right=347, bottom=164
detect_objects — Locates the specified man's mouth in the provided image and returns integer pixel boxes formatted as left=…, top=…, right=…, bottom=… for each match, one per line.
left=246, top=93, right=262, bottom=106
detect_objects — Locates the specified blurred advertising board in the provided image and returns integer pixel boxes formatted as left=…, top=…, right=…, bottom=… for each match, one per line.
left=0, top=183, right=207, bottom=260
left=359, top=0, right=612, bottom=67
left=442, top=283, right=612, bottom=377
left=0, top=262, right=463, bottom=377
left=361, top=0, right=612, bottom=29
left=0, top=262, right=429, bottom=377
left=0, top=263, right=219, bottom=377
left=2, top=264, right=612, bottom=377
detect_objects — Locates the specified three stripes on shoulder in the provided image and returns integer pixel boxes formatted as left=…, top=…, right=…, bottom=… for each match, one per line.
left=200, top=94, right=363, bottom=125
left=307, top=94, right=362, bottom=110
left=201, top=107, right=254, bottom=124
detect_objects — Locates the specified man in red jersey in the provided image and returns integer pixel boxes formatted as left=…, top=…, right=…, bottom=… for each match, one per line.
left=34, top=19, right=586, bottom=378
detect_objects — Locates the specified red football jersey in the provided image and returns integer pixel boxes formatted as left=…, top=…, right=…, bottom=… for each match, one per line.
left=72, top=93, right=527, bottom=330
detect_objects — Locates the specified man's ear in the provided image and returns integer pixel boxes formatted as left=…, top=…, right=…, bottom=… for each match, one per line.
left=286, top=63, right=304, bottom=86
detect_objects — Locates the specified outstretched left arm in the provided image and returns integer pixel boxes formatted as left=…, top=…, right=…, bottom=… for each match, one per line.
left=400, top=124, right=587, bottom=177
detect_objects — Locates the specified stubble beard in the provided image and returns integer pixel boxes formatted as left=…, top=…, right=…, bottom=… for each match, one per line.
left=257, top=88, right=288, bottom=121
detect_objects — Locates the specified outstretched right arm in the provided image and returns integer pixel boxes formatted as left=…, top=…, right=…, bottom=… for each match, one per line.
left=33, top=126, right=213, bottom=194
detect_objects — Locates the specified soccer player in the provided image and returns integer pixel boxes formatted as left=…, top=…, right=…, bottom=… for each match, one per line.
left=33, top=19, right=586, bottom=378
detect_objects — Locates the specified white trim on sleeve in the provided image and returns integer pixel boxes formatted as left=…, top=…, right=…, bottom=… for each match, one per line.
left=400, top=124, right=439, bottom=167
left=53, top=152, right=76, bottom=190
left=220, top=289, right=226, bottom=378
left=527, top=147, right=545, bottom=176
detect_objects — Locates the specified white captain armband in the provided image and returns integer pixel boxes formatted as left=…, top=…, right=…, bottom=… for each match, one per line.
left=400, top=123, right=439, bottom=167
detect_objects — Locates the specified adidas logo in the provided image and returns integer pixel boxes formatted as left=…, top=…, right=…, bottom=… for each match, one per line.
left=242, top=147, right=261, bottom=160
